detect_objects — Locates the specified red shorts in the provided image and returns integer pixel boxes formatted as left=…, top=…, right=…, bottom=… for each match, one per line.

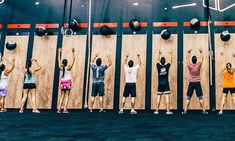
left=60, top=79, right=72, bottom=90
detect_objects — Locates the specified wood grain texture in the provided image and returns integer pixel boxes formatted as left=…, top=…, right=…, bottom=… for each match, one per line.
left=183, top=34, right=210, bottom=110
left=119, top=35, right=147, bottom=109
left=88, top=35, right=116, bottom=109
left=215, top=33, right=235, bottom=110
left=27, top=36, right=58, bottom=109
left=151, top=34, right=177, bottom=110
left=57, top=35, right=86, bottom=109
left=4, top=36, right=29, bottom=108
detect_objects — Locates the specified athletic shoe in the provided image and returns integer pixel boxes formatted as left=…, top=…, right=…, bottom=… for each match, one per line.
left=32, top=109, right=40, bottom=113
left=218, top=110, right=223, bottom=115
left=63, top=109, right=69, bottom=114
left=130, top=109, right=137, bottom=114
left=99, top=109, right=106, bottom=113
left=182, top=111, right=187, bottom=114
left=19, top=110, right=24, bottom=113
left=153, top=110, right=159, bottom=115
left=166, top=111, right=173, bottom=115
left=118, top=110, right=124, bottom=114
left=57, top=109, right=62, bottom=114
left=202, top=111, right=208, bottom=115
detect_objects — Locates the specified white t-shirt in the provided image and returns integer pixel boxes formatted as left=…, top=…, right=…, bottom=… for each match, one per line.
left=124, top=64, right=140, bottom=83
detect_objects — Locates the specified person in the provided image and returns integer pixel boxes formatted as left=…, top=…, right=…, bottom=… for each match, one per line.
left=154, top=50, right=173, bottom=115
left=0, top=58, right=15, bottom=112
left=182, top=49, right=208, bottom=114
left=89, top=54, right=112, bottom=112
left=218, top=53, right=235, bottom=115
left=57, top=48, right=75, bottom=114
left=19, top=59, right=41, bottom=113
left=119, top=54, right=141, bottom=114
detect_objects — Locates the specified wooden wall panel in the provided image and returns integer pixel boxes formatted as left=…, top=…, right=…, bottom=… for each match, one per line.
left=57, top=35, right=86, bottom=109
left=4, top=36, right=29, bottom=108
left=215, top=33, right=235, bottom=110
left=27, top=36, right=57, bottom=109
left=183, top=34, right=210, bottom=110
left=88, top=35, right=116, bottom=109
left=119, top=35, right=147, bottom=109
left=151, top=34, right=178, bottom=110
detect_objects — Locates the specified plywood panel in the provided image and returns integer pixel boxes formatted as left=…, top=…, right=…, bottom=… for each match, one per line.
left=151, top=34, right=177, bottom=110
left=4, top=36, right=29, bottom=108
left=119, top=35, right=147, bottom=109
left=27, top=36, right=57, bottom=109
left=88, top=35, right=116, bottom=109
left=215, top=33, right=235, bottom=110
left=57, top=35, right=86, bottom=109
left=183, top=34, right=210, bottom=110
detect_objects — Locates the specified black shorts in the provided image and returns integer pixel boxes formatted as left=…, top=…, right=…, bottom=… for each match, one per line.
left=123, top=83, right=136, bottom=97
left=187, top=82, right=203, bottom=100
left=91, top=82, right=105, bottom=97
left=157, top=83, right=171, bottom=95
left=223, top=88, right=235, bottom=94
left=23, top=83, right=36, bottom=89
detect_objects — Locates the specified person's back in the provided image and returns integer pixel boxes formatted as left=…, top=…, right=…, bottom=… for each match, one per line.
left=223, top=70, right=235, bottom=88
left=188, top=62, right=202, bottom=82
left=124, top=64, right=139, bottom=83
left=92, top=64, right=107, bottom=83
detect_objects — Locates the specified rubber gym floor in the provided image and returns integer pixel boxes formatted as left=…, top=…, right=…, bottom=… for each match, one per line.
left=0, top=110, right=234, bottom=141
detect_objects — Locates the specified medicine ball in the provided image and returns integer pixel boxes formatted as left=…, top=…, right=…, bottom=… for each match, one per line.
left=69, top=19, right=79, bottom=31
left=36, top=27, right=47, bottom=37
left=100, top=25, right=112, bottom=36
left=129, top=19, right=141, bottom=31
left=6, top=41, right=17, bottom=51
left=190, top=18, right=200, bottom=30
left=161, top=29, right=171, bottom=40
left=220, top=30, right=231, bottom=42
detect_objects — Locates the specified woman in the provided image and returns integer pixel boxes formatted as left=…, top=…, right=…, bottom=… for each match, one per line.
left=57, top=48, right=75, bottom=114
left=219, top=52, right=235, bottom=115
left=0, top=58, right=15, bottom=112
left=19, top=59, right=41, bottom=113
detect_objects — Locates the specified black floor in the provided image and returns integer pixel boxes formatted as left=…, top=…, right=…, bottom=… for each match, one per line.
left=0, top=110, right=234, bottom=141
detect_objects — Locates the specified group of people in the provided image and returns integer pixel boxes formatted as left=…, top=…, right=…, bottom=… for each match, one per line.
left=0, top=48, right=234, bottom=115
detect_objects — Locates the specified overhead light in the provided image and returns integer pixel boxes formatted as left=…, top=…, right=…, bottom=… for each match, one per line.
left=172, top=3, right=197, bottom=9
left=133, top=2, right=139, bottom=6
left=35, top=1, right=40, bottom=5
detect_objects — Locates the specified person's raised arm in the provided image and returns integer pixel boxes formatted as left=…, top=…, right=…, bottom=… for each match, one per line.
left=137, top=54, right=141, bottom=66
left=5, top=58, right=15, bottom=75
left=67, top=48, right=75, bottom=70
left=232, top=53, right=235, bottom=72
left=107, top=55, right=112, bottom=68
left=186, top=49, right=192, bottom=64
left=199, top=49, right=204, bottom=63
left=168, top=50, right=173, bottom=64
left=33, top=59, right=41, bottom=72
left=220, top=52, right=225, bottom=70
left=58, top=48, right=63, bottom=70
left=91, top=53, right=98, bottom=65
left=157, top=50, right=162, bottom=64
left=124, top=54, right=129, bottom=65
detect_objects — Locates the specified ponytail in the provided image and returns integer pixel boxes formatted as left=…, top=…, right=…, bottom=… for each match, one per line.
left=62, top=66, right=65, bottom=78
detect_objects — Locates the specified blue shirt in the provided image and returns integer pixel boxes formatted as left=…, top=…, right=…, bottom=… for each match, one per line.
left=91, top=64, right=108, bottom=83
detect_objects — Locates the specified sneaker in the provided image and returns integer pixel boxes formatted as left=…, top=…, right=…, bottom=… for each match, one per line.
left=130, top=109, right=137, bottom=114
left=118, top=110, right=124, bottom=114
left=202, top=111, right=208, bottom=115
left=2, top=108, right=7, bottom=112
left=166, top=111, right=173, bottom=115
left=63, top=109, right=69, bottom=114
left=218, top=110, right=223, bottom=115
left=99, top=109, right=106, bottom=113
left=182, top=111, right=187, bottom=114
left=32, top=109, right=40, bottom=113
left=153, top=110, right=159, bottom=115
left=57, top=109, right=62, bottom=114
left=19, top=108, right=24, bottom=113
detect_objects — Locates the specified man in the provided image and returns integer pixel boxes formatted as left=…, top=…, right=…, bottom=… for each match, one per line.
left=154, top=50, right=173, bottom=115
left=119, top=54, right=141, bottom=114
left=182, top=49, right=208, bottom=114
left=89, top=53, right=112, bottom=112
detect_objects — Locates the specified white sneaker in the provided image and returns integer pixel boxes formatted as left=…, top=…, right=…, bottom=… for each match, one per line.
left=130, top=109, right=137, bottom=114
left=166, top=111, right=173, bottom=115
left=118, top=110, right=124, bottom=114
left=154, top=110, right=159, bottom=114
left=218, top=110, right=223, bottom=115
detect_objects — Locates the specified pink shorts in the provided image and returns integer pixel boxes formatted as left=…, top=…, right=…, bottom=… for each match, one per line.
left=60, top=79, right=72, bottom=90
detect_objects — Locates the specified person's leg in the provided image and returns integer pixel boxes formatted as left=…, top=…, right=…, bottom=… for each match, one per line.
left=231, top=89, right=235, bottom=106
left=196, top=82, right=207, bottom=113
left=19, top=89, right=29, bottom=113
left=63, top=90, right=70, bottom=113
left=119, top=84, right=129, bottom=113
left=0, top=96, right=3, bottom=111
left=165, top=94, right=170, bottom=112
left=89, top=97, right=95, bottom=112
left=89, top=83, right=97, bottom=112
left=131, top=97, right=135, bottom=110
left=119, top=97, right=126, bottom=112
left=2, top=96, right=6, bottom=111
left=130, top=84, right=137, bottom=114
left=99, top=96, right=104, bottom=111
left=155, top=94, right=162, bottom=112
left=183, top=83, right=194, bottom=113
left=99, top=83, right=105, bottom=112
left=219, top=94, right=227, bottom=114
left=31, top=89, right=40, bottom=113
left=58, top=90, right=65, bottom=112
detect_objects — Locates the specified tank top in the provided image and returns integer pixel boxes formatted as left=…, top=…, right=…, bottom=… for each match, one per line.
left=223, top=70, right=235, bottom=88
left=24, top=73, right=36, bottom=84
left=61, top=68, right=72, bottom=81
left=0, top=73, right=8, bottom=88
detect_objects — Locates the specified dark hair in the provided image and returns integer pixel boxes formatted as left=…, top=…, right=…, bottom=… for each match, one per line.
left=128, top=60, right=134, bottom=67
left=226, top=63, right=232, bottom=74
left=160, top=57, right=166, bottom=65
left=192, top=56, right=197, bottom=64
left=0, top=64, right=6, bottom=80
left=62, top=59, right=68, bottom=78
left=96, top=58, right=102, bottom=66
left=26, top=61, right=32, bottom=77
